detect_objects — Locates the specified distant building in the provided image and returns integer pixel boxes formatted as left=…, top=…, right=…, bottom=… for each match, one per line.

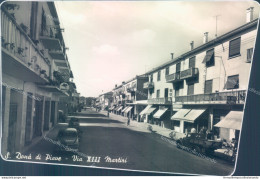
left=96, top=92, right=113, bottom=110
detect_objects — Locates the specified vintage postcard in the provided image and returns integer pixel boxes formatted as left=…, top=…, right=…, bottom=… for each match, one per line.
left=1, top=0, right=259, bottom=175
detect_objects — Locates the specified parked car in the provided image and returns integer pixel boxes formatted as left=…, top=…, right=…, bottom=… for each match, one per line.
left=176, top=133, right=222, bottom=155
left=56, top=128, right=79, bottom=152
left=68, top=118, right=82, bottom=137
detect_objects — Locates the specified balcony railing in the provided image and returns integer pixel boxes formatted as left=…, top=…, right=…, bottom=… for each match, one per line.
left=166, top=68, right=198, bottom=83
left=39, top=26, right=65, bottom=51
left=166, top=72, right=181, bottom=83
left=180, top=67, right=198, bottom=80
left=143, top=82, right=154, bottom=89
left=148, top=97, right=172, bottom=105
left=1, top=8, right=50, bottom=82
left=174, top=90, right=246, bottom=104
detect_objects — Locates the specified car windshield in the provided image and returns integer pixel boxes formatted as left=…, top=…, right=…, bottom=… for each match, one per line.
left=59, top=131, right=77, bottom=138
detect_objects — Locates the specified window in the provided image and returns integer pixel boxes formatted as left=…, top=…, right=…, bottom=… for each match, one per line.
left=165, top=67, right=169, bottom=76
left=169, top=89, right=173, bottom=97
left=176, top=63, right=181, bottom=72
left=157, top=70, right=161, bottom=81
left=229, top=37, right=241, bottom=58
left=156, top=90, right=160, bottom=98
left=150, top=75, right=153, bottom=82
left=226, top=75, right=239, bottom=90
left=189, top=56, right=196, bottom=68
left=203, top=49, right=215, bottom=67
left=247, top=48, right=253, bottom=63
left=41, top=8, right=47, bottom=33
left=175, top=83, right=183, bottom=97
left=204, top=80, right=213, bottom=94
left=187, top=83, right=194, bottom=95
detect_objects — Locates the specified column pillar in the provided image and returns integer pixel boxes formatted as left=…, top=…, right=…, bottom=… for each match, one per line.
left=180, top=120, right=184, bottom=133
left=15, top=92, right=27, bottom=152
left=208, top=107, right=213, bottom=130
left=40, top=96, right=45, bottom=135
left=1, top=88, right=10, bottom=156
left=29, top=97, right=35, bottom=141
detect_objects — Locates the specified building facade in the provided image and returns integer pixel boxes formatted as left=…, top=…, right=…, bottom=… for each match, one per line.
left=1, top=2, right=75, bottom=155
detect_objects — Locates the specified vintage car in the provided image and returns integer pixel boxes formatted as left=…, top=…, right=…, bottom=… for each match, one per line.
left=176, top=133, right=222, bottom=155
left=56, top=128, right=79, bottom=152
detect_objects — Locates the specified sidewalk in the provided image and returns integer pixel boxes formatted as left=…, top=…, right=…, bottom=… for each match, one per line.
left=97, top=109, right=185, bottom=140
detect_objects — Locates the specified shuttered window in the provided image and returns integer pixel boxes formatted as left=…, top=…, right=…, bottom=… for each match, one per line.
left=156, top=90, right=160, bottom=98
left=165, top=67, right=169, bottom=76
left=187, top=83, right=194, bottom=95
left=203, top=49, right=215, bottom=67
left=247, top=48, right=253, bottom=62
left=176, top=63, right=181, bottom=72
left=150, top=75, right=153, bottom=82
left=204, top=80, right=213, bottom=94
left=225, top=75, right=239, bottom=90
left=189, top=56, right=196, bottom=68
left=229, top=37, right=241, bottom=58
left=157, top=70, right=161, bottom=81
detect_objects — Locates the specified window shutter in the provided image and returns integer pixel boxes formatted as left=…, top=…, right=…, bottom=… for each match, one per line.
left=229, top=37, right=241, bottom=57
left=226, top=75, right=239, bottom=89
left=189, top=56, right=196, bottom=68
left=204, top=80, right=213, bottom=94
left=176, top=63, right=181, bottom=72
left=187, top=84, right=194, bottom=95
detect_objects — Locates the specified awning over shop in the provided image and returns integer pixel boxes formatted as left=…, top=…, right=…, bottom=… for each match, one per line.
left=114, top=106, right=121, bottom=111
left=183, top=109, right=206, bottom=123
left=214, top=111, right=243, bottom=130
left=109, top=106, right=115, bottom=110
left=144, top=107, right=156, bottom=115
left=125, top=106, right=133, bottom=114
left=122, top=106, right=129, bottom=113
left=140, top=105, right=152, bottom=115
left=153, top=108, right=168, bottom=119
left=171, top=109, right=206, bottom=123
left=116, top=106, right=123, bottom=112
left=171, top=109, right=191, bottom=120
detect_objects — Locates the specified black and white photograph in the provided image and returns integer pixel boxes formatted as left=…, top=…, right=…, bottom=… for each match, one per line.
left=0, top=0, right=260, bottom=176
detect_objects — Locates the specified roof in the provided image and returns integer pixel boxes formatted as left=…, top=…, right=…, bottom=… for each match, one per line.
left=145, top=18, right=259, bottom=75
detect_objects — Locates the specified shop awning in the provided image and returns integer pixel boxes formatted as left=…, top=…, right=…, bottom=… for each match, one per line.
left=171, top=109, right=191, bottom=120
left=116, top=106, right=123, bottom=112
left=214, top=111, right=243, bottom=130
left=171, top=109, right=206, bottom=123
left=144, top=107, right=156, bottom=115
left=114, top=106, right=121, bottom=111
left=109, top=106, right=115, bottom=110
left=183, top=109, right=206, bottom=123
left=122, top=106, right=129, bottom=113
left=140, top=105, right=152, bottom=115
left=125, top=106, right=133, bottom=114
left=153, top=108, right=168, bottom=119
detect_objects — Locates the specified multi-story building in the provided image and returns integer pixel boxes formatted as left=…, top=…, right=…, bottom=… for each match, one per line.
left=1, top=2, right=75, bottom=155
left=141, top=7, right=257, bottom=141
left=111, top=75, right=148, bottom=120
left=96, top=92, right=113, bottom=110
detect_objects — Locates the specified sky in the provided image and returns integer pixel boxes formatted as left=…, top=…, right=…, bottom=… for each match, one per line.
left=54, top=1, right=260, bottom=97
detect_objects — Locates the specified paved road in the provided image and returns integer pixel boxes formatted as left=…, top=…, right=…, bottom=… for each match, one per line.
left=19, top=109, right=234, bottom=175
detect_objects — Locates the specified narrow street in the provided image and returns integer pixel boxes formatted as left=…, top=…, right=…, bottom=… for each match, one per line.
left=20, top=108, right=234, bottom=175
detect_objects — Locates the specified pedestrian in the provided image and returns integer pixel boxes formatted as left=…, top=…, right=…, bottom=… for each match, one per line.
left=107, top=110, right=110, bottom=117
left=127, top=116, right=130, bottom=126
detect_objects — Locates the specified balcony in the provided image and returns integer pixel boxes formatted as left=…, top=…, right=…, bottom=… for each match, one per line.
left=49, top=50, right=66, bottom=60
left=148, top=97, right=172, bottom=105
left=174, top=90, right=246, bottom=104
left=166, top=72, right=181, bottom=83
left=1, top=8, right=50, bottom=84
left=143, top=82, right=154, bottom=89
left=39, top=27, right=64, bottom=51
left=180, top=67, right=199, bottom=80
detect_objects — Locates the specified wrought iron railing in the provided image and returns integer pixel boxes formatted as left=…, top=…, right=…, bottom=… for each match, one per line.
left=175, top=90, right=246, bottom=104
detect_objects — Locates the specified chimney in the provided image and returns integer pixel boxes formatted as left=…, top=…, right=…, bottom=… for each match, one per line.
left=203, top=32, right=209, bottom=44
left=170, top=53, right=174, bottom=60
left=115, top=84, right=117, bottom=88
left=246, top=7, right=254, bottom=23
left=122, top=81, right=125, bottom=85
left=190, top=41, right=194, bottom=50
